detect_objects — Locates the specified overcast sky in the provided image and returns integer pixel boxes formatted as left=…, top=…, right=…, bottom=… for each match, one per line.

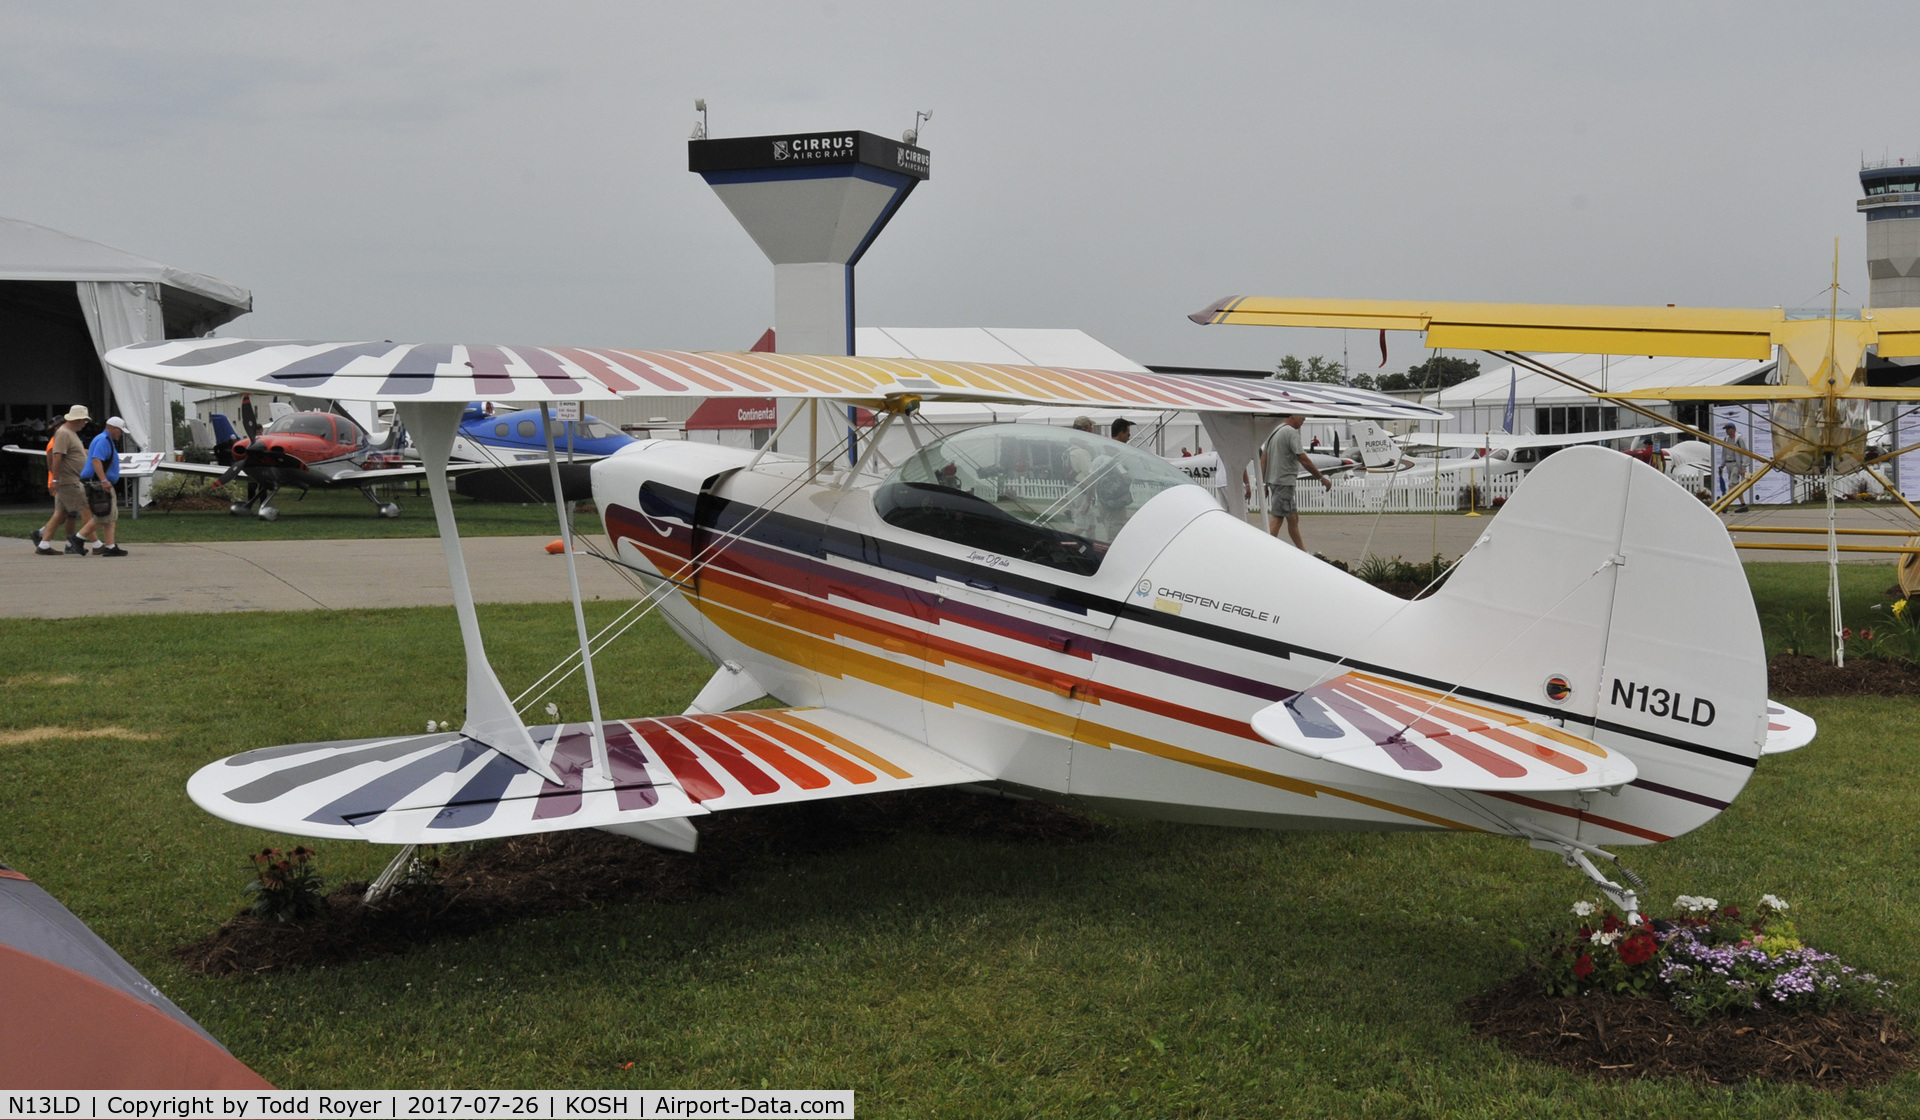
left=4, top=2, right=1917, bottom=374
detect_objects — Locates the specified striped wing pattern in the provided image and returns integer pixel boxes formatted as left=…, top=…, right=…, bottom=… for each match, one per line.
left=1249, top=672, right=1637, bottom=792
left=109, top=340, right=1446, bottom=420
left=187, top=709, right=985, bottom=845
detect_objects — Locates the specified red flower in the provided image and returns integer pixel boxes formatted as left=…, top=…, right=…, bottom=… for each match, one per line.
left=1573, top=954, right=1595, bottom=979
left=1618, top=930, right=1657, bottom=966
left=1601, top=914, right=1622, bottom=934
left=1724, top=905, right=1740, bottom=919
left=1862, top=630, right=1875, bottom=642
left=1843, top=627, right=1853, bottom=640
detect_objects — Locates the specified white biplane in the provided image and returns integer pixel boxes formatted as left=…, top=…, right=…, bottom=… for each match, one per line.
left=109, top=340, right=1817, bottom=916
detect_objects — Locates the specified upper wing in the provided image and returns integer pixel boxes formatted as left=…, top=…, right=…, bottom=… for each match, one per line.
left=1192, top=297, right=1783, bottom=359
left=187, top=708, right=986, bottom=845
left=107, top=340, right=1447, bottom=421
left=1250, top=672, right=1636, bottom=792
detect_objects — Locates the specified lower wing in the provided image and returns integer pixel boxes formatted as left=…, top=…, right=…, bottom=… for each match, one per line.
left=188, top=708, right=986, bottom=845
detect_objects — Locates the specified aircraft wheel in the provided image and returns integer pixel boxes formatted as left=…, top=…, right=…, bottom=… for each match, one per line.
left=258, top=505, right=280, bottom=522
left=378, top=503, right=401, bottom=519
left=229, top=502, right=249, bottom=516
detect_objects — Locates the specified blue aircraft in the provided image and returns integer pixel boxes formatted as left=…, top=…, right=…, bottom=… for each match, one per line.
left=454, top=404, right=635, bottom=464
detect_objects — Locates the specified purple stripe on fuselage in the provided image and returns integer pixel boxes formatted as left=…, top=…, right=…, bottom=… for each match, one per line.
left=1314, top=689, right=1442, bottom=772
left=1628, top=777, right=1729, bottom=810
left=687, top=524, right=1293, bottom=704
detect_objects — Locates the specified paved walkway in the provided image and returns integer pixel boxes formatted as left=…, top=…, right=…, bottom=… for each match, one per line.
left=2, top=536, right=638, bottom=619
left=3, top=506, right=1909, bottom=620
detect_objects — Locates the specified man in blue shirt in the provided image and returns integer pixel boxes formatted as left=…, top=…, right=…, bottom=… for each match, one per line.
left=76, top=415, right=128, bottom=557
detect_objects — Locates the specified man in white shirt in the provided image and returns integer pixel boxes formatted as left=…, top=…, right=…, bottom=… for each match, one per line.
left=1259, top=414, right=1332, bottom=549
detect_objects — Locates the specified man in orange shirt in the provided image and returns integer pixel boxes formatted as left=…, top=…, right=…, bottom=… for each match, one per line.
left=31, top=405, right=91, bottom=556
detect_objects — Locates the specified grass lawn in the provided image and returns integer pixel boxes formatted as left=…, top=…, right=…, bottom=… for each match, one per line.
left=0, top=486, right=601, bottom=542
left=3, top=572, right=1918, bottom=1113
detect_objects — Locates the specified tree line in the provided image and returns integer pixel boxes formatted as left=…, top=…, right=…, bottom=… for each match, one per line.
left=1275, top=354, right=1481, bottom=393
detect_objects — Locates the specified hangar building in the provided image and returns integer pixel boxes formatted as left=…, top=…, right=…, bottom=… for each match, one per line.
left=0, top=216, right=250, bottom=497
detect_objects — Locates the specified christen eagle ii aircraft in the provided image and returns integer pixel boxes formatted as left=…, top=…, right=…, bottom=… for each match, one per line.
left=109, top=340, right=1817, bottom=916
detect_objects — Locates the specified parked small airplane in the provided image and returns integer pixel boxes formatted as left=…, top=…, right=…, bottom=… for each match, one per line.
left=1189, top=251, right=1920, bottom=662
left=453, top=404, right=635, bottom=464
left=154, top=409, right=419, bottom=519
left=107, top=340, right=1816, bottom=918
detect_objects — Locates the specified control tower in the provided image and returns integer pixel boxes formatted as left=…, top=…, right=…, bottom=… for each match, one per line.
left=691, top=128, right=930, bottom=457
left=1859, top=160, right=1920, bottom=308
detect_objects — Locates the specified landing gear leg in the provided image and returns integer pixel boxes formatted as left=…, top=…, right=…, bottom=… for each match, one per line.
left=362, top=844, right=419, bottom=905
left=1530, top=837, right=1644, bottom=923
left=362, top=484, right=401, bottom=518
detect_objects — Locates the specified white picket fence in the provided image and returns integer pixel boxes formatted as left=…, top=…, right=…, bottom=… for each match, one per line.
left=1272, top=472, right=1527, bottom=514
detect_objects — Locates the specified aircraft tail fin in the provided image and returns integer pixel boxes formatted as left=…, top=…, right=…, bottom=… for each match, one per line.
left=1356, top=446, right=1774, bottom=844
left=1348, top=420, right=1403, bottom=471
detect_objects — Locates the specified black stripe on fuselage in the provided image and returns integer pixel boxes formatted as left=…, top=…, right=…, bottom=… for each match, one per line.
left=634, top=481, right=1757, bottom=772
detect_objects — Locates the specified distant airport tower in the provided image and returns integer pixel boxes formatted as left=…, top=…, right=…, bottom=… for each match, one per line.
left=1860, top=159, right=1920, bottom=308
left=690, top=128, right=931, bottom=355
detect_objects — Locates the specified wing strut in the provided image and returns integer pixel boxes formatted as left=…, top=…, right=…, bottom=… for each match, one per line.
left=396, top=401, right=559, bottom=783
left=540, top=402, right=612, bottom=783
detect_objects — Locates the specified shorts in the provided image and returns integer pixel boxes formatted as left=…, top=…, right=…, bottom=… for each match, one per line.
left=1267, top=486, right=1298, bottom=517
left=53, top=483, right=87, bottom=517
left=90, top=484, right=118, bottom=524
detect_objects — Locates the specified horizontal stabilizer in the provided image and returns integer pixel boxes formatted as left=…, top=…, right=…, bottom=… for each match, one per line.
left=188, top=709, right=986, bottom=844
left=1251, top=672, right=1637, bottom=792
left=1763, top=701, right=1816, bottom=754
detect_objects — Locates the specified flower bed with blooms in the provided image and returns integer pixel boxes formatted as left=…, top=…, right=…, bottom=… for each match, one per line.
left=1540, top=894, right=1892, bottom=1021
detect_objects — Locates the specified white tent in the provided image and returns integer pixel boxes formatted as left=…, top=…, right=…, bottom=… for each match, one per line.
left=0, top=216, right=251, bottom=459
left=1420, top=353, right=1774, bottom=438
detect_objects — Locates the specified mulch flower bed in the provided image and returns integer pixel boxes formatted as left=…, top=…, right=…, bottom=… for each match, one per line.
left=1768, top=654, right=1920, bottom=697
left=175, top=789, right=1105, bottom=976
left=1466, top=976, right=1914, bottom=1087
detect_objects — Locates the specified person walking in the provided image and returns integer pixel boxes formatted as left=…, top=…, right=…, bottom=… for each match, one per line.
left=1719, top=422, right=1751, bottom=511
left=76, top=415, right=129, bottom=557
left=1259, top=413, right=1332, bottom=550
left=31, top=405, right=91, bottom=556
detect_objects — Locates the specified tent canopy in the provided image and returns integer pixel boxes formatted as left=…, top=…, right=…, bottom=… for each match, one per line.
left=0, top=216, right=251, bottom=464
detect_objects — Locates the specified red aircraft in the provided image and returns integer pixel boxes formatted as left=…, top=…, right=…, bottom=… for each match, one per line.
left=156, top=410, right=422, bottom=519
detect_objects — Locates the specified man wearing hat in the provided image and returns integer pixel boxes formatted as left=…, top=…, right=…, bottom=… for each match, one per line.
left=31, top=405, right=92, bottom=556
left=76, top=415, right=129, bottom=557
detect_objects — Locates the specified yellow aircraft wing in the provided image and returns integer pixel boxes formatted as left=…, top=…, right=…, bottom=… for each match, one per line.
left=1191, top=297, right=1782, bottom=359
left=1868, top=307, right=1920, bottom=358
left=1599, top=385, right=1822, bottom=402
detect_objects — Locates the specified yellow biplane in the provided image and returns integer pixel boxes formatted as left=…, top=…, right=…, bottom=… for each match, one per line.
left=1191, top=256, right=1920, bottom=662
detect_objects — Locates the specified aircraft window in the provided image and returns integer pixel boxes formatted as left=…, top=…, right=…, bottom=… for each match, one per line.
left=265, top=414, right=334, bottom=438
left=577, top=420, right=619, bottom=439
left=517, top=420, right=537, bottom=438
left=333, top=417, right=363, bottom=445
left=494, top=423, right=509, bottom=437
left=872, top=423, right=1198, bottom=576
